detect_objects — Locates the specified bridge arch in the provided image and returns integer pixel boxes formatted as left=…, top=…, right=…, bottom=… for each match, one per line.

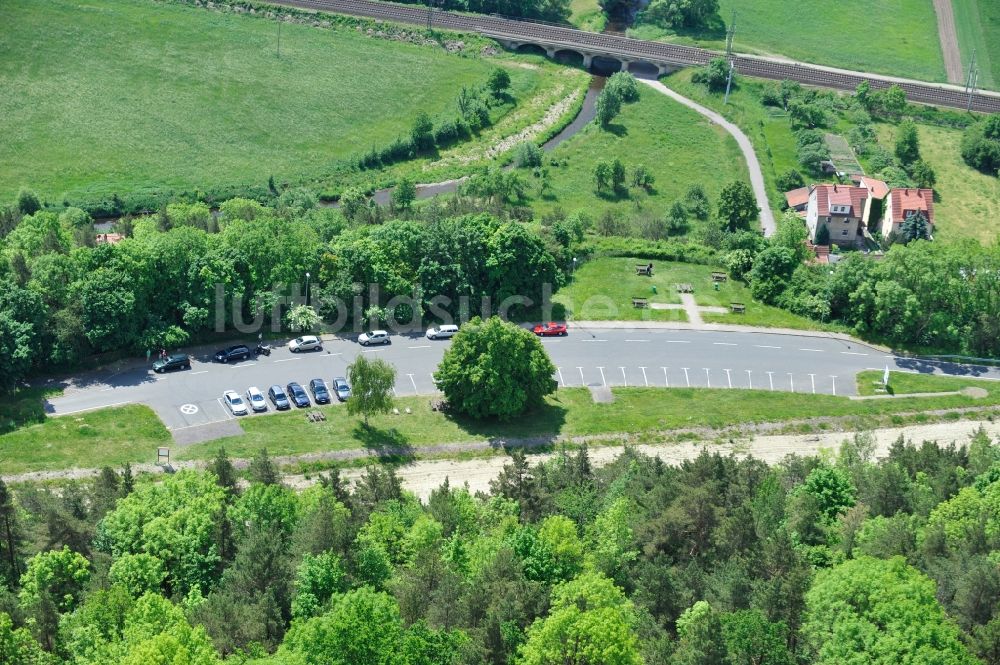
left=590, top=55, right=624, bottom=75
left=514, top=43, right=548, bottom=57
left=553, top=49, right=585, bottom=68
left=627, top=61, right=662, bottom=79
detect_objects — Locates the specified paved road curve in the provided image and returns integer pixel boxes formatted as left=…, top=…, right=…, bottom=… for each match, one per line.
left=270, top=0, right=1000, bottom=112
left=46, top=327, right=1000, bottom=434
left=642, top=79, right=776, bottom=236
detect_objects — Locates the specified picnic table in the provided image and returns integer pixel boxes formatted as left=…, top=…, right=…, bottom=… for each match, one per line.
left=711, top=272, right=728, bottom=282
left=730, top=302, right=746, bottom=314
left=675, top=283, right=693, bottom=293
left=307, top=410, right=326, bottom=422
left=635, top=262, right=654, bottom=276
left=632, top=297, right=648, bottom=308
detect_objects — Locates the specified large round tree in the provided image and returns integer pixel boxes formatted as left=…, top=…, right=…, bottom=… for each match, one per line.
left=435, top=316, right=556, bottom=420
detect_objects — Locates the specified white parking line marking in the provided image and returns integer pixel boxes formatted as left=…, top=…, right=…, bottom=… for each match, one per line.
left=582, top=339, right=608, bottom=342
left=830, top=375, right=837, bottom=395
left=662, top=366, right=669, bottom=387
left=597, top=367, right=607, bottom=388
left=216, top=398, right=234, bottom=420
left=620, top=367, right=627, bottom=386
left=841, top=351, right=867, bottom=356
left=640, top=366, right=648, bottom=387
left=190, top=370, right=208, bottom=375
left=746, top=369, right=752, bottom=389
left=408, top=345, right=431, bottom=349
left=724, top=368, right=732, bottom=388
left=273, top=358, right=301, bottom=363
left=56, top=401, right=131, bottom=416
left=767, top=371, right=774, bottom=391
left=625, top=339, right=650, bottom=343
left=578, top=366, right=585, bottom=386
left=666, top=340, right=691, bottom=344
left=714, top=342, right=737, bottom=346
left=755, top=345, right=781, bottom=349
left=809, top=373, right=816, bottom=394
left=408, top=373, right=418, bottom=394
left=799, top=348, right=824, bottom=353
left=557, top=367, right=565, bottom=387
left=704, top=368, right=711, bottom=388
left=682, top=367, right=690, bottom=387
left=361, top=349, right=382, bottom=353
left=327, top=352, right=343, bottom=357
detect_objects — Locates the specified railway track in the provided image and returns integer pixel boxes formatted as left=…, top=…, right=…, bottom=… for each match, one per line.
left=271, top=0, right=1000, bottom=113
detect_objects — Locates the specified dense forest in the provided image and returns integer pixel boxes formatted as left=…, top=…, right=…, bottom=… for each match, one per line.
left=2, top=431, right=1000, bottom=663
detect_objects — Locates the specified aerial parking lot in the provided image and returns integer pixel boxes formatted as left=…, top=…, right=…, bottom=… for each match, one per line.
left=45, top=326, right=1000, bottom=434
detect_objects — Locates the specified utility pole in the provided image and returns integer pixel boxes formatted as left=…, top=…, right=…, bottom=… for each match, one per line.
left=725, top=9, right=736, bottom=59
left=967, top=68, right=979, bottom=112
left=724, top=60, right=735, bottom=104
left=964, top=48, right=977, bottom=94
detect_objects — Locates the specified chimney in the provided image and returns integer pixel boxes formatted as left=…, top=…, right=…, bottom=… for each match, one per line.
left=833, top=184, right=838, bottom=192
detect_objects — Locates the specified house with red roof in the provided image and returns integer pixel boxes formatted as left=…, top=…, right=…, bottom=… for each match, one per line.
left=804, top=183, right=869, bottom=247
left=881, top=188, right=934, bottom=238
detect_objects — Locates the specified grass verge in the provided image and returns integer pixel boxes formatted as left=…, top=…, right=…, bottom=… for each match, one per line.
left=952, top=0, right=999, bottom=90
left=4, top=373, right=999, bottom=475
left=855, top=370, right=996, bottom=396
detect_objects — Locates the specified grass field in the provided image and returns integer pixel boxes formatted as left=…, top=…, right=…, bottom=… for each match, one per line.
left=876, top=123, right=1000, bottom=244
left=3, top=373, right=999, bottom=474
left=568, top=0, right=606, bottom=32
left=631, top=0, right=946, bottom=83
left=856, top=370, right=994, bottom=396
left=526, top=82, right=749, bottom=218
left=0, top=0, right=540, bottom=204
left=952, top=0, right=999, bottom=90
left=554, top=257, right=846, bottom=331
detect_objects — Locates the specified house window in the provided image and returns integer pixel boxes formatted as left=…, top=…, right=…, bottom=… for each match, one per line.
left=842, top=230, right=848, bottom=236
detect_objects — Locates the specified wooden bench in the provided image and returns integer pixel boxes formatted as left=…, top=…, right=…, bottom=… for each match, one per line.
left=632, top=297, right=648, bottom=308
left=675, top=283, right=693, bottom=293
left=307, top=410, right=326, bottom=422
left=711, top=272, right=728, bottom=282
left=730, top=302, right=746, bottom=314
left=635, top=263, right=654, bottom=276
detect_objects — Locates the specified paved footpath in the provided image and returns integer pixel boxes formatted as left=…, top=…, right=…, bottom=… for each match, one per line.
left=641, top=79, right=776, bottom=236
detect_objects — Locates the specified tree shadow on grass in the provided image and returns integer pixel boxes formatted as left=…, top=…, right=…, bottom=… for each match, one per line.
left=3, top=387, right=55, bottom=435
left=351, top=422, right=415, bottom=462
left=603, top=123, right=628, bottom=138
left=441, top=399, right=569, bottom=451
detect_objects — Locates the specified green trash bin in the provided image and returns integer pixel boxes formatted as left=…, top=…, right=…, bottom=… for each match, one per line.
left=651, top=285, right=657, bottom=294
left=714, top=283, right=720, bottom=291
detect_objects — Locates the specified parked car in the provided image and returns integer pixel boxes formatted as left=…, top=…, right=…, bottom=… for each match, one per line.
left=533, top=322, right=568, bottom=337
left=214, top=344, right=251, bottom=363
left=268, top=384, right=291, bottom=410
left=426, top=324, right=459, bottom=340
left=223, top=390, right=248, bottom=416
left=152, top=353, right=191, bottom=373
left=286, top=382, right=310, bottom=408
left=246, top=386, right=267, bottom=412
left=289, top=335, right=323, bottom=353
left=358, top=330, right=391, bottom=346
left=309, top=378, right=331, bottom=404
left=332, top=376, right=351, bottom=402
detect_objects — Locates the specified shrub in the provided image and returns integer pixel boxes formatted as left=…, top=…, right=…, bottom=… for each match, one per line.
left=606, top=72, right=639, bottom=103
left=692, top=57, right=731, bottom=92
left=776, top=169, right=805, bottom=193
left=960, top=114, right=1000, bottom=175
left=685, top=185, right=711, bottom=220
left=514, top=141, right=544, bottom=169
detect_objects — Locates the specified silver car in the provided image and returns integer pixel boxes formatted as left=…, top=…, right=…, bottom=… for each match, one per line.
left=358, top=330, right=390, bottom=346
left=332, top=376, right=351, bottom=401
left=223, top=390, right=248, bottom=416
left=426, top=324, right=459, bottom=340
left=245, top=386, right=268, bottom=412
left=289, top=335, right=323, bottom=353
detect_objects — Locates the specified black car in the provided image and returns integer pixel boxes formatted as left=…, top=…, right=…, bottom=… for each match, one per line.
left=214, top=344, right=251, bottom=363
left=309, top=379, right=331, bottom=404
left=152, top=353, right=191, bottom=373
left=286, top=382, right=310, bottom=408
left=267, top=384, right=291, bottom=410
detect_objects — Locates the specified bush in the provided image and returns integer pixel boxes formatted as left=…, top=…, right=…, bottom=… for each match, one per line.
left=606, top=72, right=639, bottom=103
left=514, top=141, right=543, bottom=169
left=685, top=184, right=711, bottom=220
left=411, top=111, right=435, bottom=152
left=487, top=67, right=511, bottom=96
left=776, top=169, right=805, bottom=193
left=960, top=114, right=1000, bottom=175
left=433, top=118, right=462, bottom=147
left=692, top=57, right=731, bottom=93
left=868, top=146, right=897, bottom=173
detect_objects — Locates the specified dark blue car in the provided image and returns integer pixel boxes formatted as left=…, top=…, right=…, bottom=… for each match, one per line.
left=286, top=382, right=310, bottom=408
left=309, top=379, right=331, bottom=404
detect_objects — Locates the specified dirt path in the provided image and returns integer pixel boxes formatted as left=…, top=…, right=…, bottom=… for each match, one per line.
left=640, top=79, right=776, bottom=236
left=932, top=0, right=965, bottom=84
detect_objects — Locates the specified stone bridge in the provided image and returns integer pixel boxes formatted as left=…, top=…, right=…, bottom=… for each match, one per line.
left=488, top=34, right=677, bottom=77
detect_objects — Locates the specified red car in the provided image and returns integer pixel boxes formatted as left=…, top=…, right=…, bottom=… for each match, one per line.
left=533, top=322, right=568, bottom=337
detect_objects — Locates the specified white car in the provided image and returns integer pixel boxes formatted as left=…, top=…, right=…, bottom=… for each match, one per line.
left=245, top=386, right=267, bottom=412
left=289, top=335, right=323, bottom=353
left=358, top=330, right=390, bottom=346
left=223, top=390, right=248, bottom=416
left=426, top=324, right=459, bottom=340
